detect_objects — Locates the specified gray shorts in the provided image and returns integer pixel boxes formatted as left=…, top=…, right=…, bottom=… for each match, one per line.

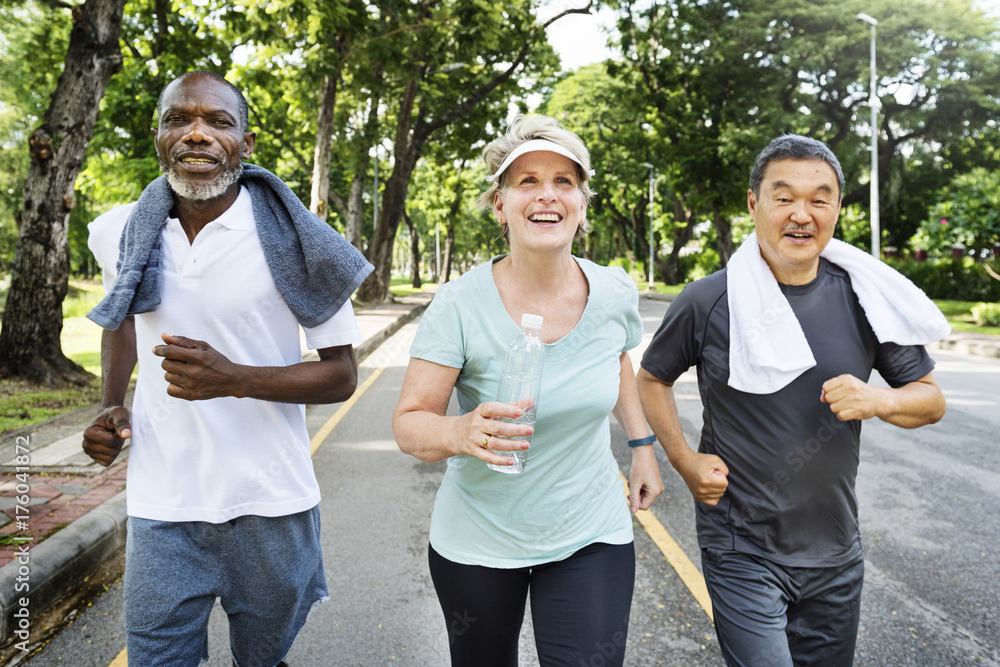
left=701, top=547, right=864, bottom=667
left=124, top=506, right=328, bottom=667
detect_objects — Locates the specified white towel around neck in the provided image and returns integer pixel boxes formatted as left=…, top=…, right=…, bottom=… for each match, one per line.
left=726, top=232, right=951, bottom=394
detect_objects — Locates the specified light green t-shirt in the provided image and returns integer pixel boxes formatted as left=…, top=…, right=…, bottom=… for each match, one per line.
left=410, top=256, right=643, bottom=568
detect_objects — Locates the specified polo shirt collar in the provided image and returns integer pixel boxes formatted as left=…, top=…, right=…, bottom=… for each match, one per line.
left=167, top=185, right=252, bottom=231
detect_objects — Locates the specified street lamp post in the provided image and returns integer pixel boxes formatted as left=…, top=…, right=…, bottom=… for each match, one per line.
left=857, top=12, right=880, bottom=258
left=642, top=162, right=656, bottom=289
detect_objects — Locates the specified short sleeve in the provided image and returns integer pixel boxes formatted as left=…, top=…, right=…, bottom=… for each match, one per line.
left=608, top=266, right=643, bottom=352
left=873, top=341, right=935, bottom=388
left=303, top=299, right=363, bottom=349
left=409, top=281, right=466, bottom=369
left=88, top=204, right=135, bottom=292
left=640, top=278, right=721, bottom=383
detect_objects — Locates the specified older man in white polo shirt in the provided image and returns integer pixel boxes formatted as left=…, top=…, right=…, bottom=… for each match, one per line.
left=83, top=70, right=372, bottom=667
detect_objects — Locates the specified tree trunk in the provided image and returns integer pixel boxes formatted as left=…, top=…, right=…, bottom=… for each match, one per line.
left=402, top=210, right=422, bottom=288
left=663, top=193, right=697, bottom=284
left=355, top=5, right=591, bottom=304
left=710, top=200, right=733, bottom=267
left=345, top=86, right=381, bottom=251
left=345, top=174, right=365, bottom=250
left=359, top=151, right=421, bottom=302
left=438, top=168, right=464, bottom=284
left=356, top=75, right=421, bottom=304
left=0, top=0, right=126, bottom=386
left=309, top=73, right=339, bottom=220
left=442, top=221, right=455, bottom=283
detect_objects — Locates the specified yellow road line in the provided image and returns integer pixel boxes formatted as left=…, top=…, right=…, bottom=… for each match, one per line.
left=310, top=366, right=386, bottom=455
left=620, top=472, right=714, bottom=621
left=109, top=365, right=387, bottom=666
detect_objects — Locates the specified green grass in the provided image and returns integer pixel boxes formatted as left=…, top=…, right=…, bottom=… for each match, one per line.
left=389, top=277, right=437, bottom=298
left=0, top=279, right=105, bottom=435
left=0, top=379, right=101, bottom=434
left=636, top=281, right=686, bottom=295
left=61, top=279, right=106, bottom=376
left=934, top=299, right=1000, bottom=337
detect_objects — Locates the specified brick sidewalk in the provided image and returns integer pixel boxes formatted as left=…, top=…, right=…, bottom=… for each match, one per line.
left=0, top=460, right=127, bottom=566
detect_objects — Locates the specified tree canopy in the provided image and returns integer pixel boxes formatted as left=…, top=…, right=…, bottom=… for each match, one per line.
left=2, top=0, right=1000, bottom=384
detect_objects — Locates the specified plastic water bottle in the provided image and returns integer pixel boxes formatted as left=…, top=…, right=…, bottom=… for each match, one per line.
left=487, top=313, right=545, bottom=474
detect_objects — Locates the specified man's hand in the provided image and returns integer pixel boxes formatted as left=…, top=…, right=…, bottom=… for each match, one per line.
left=82, top=406, right=131, bottom=467
left=821, top=374, right=880, bottom=422
left=674, top=450, right=729, bottom=506
left=153, top=333, right=242, bottom=401
left=822, top=371, right=945, bottom=428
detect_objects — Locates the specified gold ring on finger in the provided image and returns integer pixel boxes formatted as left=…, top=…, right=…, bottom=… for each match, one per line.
left=481, top=436, right=489, bottom=449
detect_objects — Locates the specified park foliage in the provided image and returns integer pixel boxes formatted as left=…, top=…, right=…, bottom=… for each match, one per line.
left=2, top=0, right=1000, bottom=385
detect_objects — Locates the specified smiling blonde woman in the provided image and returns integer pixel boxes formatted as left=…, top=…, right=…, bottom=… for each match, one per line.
left=393, top=115, right=663, bottom=667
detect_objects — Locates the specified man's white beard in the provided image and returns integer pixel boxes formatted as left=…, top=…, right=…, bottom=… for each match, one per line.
left=159, top=155, right=243, bottom=202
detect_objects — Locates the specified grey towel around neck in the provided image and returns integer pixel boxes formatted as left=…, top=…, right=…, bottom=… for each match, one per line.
left=87, top=163, right=373, bottom=330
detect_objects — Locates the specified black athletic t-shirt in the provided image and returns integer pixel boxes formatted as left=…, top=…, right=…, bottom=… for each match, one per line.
left=641, top=259, right=935, bottom=567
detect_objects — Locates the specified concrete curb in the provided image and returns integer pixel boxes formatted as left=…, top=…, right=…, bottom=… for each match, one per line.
left=641, top=291, right=677, bottom=302
left=0, top=491, right=127, bottom=641
left=929, top=336, right=1000, bottom=359
left=0, top=296, right=430, bottom=644
left=353, top=299, right=428, bottom=363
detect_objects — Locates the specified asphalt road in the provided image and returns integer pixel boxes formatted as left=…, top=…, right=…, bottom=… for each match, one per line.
left=21, top=296, right=1000, bottom=666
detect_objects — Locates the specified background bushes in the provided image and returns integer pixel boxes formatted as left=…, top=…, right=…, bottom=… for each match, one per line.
left=886, top=257, right=1000, bottom=302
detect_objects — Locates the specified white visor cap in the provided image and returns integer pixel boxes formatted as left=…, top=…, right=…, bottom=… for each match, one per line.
left=488, top=139, right=595, bottom=183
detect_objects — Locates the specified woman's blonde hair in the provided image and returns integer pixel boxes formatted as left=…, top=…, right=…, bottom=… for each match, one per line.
left=477, top=115, right=594, bottom=239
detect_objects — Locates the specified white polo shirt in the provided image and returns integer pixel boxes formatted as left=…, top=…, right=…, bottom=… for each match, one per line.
left=88, top=186, right=363, bottom=522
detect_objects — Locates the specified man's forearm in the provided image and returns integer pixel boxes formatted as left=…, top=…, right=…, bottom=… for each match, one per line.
left=232, top=345, right=359, bottom=405
left=636, top=369, right=695, bottom=466
left=876, top=377, right=946, bottom=428
left=638, top=368, right=730, bottom=505
left=100, top=316, right=137, bottom=409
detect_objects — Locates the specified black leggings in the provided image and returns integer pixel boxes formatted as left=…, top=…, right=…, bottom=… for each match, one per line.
left=428, top=541, right=636, bottom=667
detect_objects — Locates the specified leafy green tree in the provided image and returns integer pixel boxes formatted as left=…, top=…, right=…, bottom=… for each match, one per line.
left=406, top=157, right=495, bottom=284
left=609, top=0, right=779, bottom=267
left=913, top=167, right=1000, bottom=257
left=0, top=3, right=70, bottom=271
left=751, top=0, right=1000, bottom=249
left=542, top=62, right=704, bottom=284
left=0, top=0, right=126, bottom=386
left=606, top=0, right=1000, bottom=268
left=220, top=0, right=373, bottom=234
left=356, top=0, right=582, bottom=303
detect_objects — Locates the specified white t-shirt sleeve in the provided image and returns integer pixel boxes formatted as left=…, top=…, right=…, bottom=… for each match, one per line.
left=87, top=203, right=135, bottom=292
left=302, top=299, right=363, bottom=349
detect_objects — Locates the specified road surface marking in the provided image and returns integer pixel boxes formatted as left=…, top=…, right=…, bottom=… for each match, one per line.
left=310, top=366, right=386, bottom=454
left=620, top=472, right=714, bottom=621
left=108, top=365, right=387, bottom=666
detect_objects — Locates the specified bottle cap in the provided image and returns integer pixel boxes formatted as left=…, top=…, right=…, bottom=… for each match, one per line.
left=521, top=313, right=544, bottom=331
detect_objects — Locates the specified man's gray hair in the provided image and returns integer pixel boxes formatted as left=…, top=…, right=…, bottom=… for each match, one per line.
left=750, top=134, right=844, bottom=200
